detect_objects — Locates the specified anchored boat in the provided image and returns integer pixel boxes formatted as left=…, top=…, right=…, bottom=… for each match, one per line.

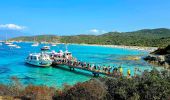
left=25, top=52, right=52, bottom=67
left=51, top=43, right=57, bottom=46
left=4, top=42, right=13, bottom=45
left=41, top=46, right=50, bottom=50
left=31, top=42, right=39, bottom=47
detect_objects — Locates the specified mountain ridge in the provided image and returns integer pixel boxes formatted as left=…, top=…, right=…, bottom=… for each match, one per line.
left=10, top=28, right=170, bottom=47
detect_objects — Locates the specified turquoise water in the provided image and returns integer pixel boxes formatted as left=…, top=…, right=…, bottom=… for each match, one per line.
left=0, top=43, right=157, bottom=87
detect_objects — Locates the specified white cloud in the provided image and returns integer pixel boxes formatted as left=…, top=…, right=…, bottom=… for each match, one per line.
left=89, top=29, right=107, bottom=35
left=0, top=24, right=26, bottom=30
left=89, top=29, right=99, bottom=33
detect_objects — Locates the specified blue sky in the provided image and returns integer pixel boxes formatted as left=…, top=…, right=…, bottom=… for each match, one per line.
left=0, top=0, right=170, bottom=35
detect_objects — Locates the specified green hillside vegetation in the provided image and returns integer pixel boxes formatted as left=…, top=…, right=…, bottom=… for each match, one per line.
left=10, top=28, right=170, bottom=47
left=12, top=35, right=60, bottom=42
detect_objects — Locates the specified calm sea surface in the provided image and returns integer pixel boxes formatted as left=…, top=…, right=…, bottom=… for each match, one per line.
left=0, top=43, right=159, bottom=87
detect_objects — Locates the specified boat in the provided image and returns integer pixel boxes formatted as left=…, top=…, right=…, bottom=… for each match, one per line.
left=7, top=44, right=17, bottom=47
left=15, top=46, right=21, bottom=48
left=41, top=46, right=50, bottom=50
left=31, top=42, right=39, bottom=47
left=6, top=43, right=21, bottom=48
left=25, top=52, right=52, bottom=67
left=51, top=43, right=57, bottom=46
left=47, top=50, right=63, bottom=58
left=4, top=42, right=13, bottom=45
left=31, top=36, right=39, bottom=46
left=64, top=50, right=73, bottom=60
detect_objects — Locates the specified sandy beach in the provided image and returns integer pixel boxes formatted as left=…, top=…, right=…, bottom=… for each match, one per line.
left=70, top=43, right=158, bottom=52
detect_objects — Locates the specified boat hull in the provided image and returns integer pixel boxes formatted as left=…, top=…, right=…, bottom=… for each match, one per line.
left=26, top=60, right=52, bottom=67
left=41, top=48, right=50, bottom=50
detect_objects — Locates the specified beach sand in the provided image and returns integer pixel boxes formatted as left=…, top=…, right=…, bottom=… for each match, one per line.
left=69, top=43, right=158, bottom=52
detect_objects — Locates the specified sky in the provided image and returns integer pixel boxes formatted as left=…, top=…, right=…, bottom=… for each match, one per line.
left=0, top=0, right=170, bottom=36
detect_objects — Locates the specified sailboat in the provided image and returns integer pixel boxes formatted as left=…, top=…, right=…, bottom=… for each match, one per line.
left=31, top=36, right=39, bottom=47
left=41, top=36, right=50, bottom=50
left=4, top=33, right=15, bottom=46
left=51, top=37, right=57, bottom=46
left=51, top=43, right=57, bottom=46
left=4, top=33, right=21, bottom=48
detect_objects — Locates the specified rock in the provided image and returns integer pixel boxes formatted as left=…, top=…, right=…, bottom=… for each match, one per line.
left=120, top=56, right=141, bottom=61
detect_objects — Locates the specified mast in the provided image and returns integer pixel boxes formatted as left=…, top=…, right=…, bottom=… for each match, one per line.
left=5, top=33, right=7, bottom=42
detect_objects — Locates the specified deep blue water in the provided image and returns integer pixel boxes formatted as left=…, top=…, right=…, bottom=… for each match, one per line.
left=0, top=42, right=158, bottom=87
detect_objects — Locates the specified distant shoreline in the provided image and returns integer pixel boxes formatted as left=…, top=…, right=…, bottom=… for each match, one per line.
left=68, top=43, right=158, bottom=52
left=8, top=41, right=158, bottom=52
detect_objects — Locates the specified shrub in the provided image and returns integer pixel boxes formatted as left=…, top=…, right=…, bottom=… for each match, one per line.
left=55, top=79, right=107, bottom=100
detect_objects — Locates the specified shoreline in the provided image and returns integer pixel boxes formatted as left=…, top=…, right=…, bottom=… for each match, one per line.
left=10, top=41, right=158, bottom=52
left=69, top=43, right=158, bottom=52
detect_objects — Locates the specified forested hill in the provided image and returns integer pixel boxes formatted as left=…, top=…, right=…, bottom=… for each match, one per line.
left=10, top=28, right=170, bottom=47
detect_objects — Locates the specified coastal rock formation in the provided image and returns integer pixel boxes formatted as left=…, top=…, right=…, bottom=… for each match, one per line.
left=120, top=56, right=141, bottom=61
left=144, top=45, right=170, bottom=69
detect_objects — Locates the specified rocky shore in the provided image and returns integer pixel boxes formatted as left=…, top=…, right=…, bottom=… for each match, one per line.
left=144, top=45, right=170, bottom=69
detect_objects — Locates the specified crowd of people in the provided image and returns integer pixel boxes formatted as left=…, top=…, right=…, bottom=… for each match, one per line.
left=54, top=58, right=138, bottom=77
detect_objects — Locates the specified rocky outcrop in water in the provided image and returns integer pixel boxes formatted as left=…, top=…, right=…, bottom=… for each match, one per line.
left=144, top=45, right=170, bottom=69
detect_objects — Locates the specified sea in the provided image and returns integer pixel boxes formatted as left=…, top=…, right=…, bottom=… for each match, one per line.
left=0, top=42, right=161, bottom=87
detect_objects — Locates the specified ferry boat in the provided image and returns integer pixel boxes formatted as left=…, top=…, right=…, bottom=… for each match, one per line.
left=64, top=50, right=73, bottom=60
left=50, top=50, right=73, bottom=59
left=41, top=46, right=50, bottom=50
left=47, top=50, right=63, bottom=57
left=25, top=52, right=52, bottom=67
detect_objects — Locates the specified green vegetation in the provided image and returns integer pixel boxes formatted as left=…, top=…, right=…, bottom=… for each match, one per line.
left=11, top=35, right=60, bottom=43
left=10, top=28, right=170, bottom=47
left=0, top=69, right=170, bottom=100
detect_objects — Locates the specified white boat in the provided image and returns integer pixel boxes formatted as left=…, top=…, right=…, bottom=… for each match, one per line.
left=7, top=43, right=21, bottom=48
left=51, top=43, right=57, bottom=46
left=5, top=42, right=13, bottom=45
left=31, top=42, right=39, bottom=47
left=7, top=44, right=17, bottom=47
left=31, top=36, right=39, bottom=46
left=15, top=46, right=21, bottom=48
left=41, top=46, right=50, bottom=50
left=47, top=50, right=63, bottom=57
left=25, top=52, right=52, bottom=67
left=64, top=50, right=73, bottom=60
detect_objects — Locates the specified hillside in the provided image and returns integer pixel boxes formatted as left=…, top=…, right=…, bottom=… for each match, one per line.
left=10, top=28, right=170, bottom=47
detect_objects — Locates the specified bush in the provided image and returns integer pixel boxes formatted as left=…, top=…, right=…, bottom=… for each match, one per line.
left=55, top=79, right=107, bottom=100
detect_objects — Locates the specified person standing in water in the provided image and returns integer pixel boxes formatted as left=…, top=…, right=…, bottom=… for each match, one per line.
left=127, top=69, right=131, bottom=78
left=119, top=66, right=123, bottom=76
